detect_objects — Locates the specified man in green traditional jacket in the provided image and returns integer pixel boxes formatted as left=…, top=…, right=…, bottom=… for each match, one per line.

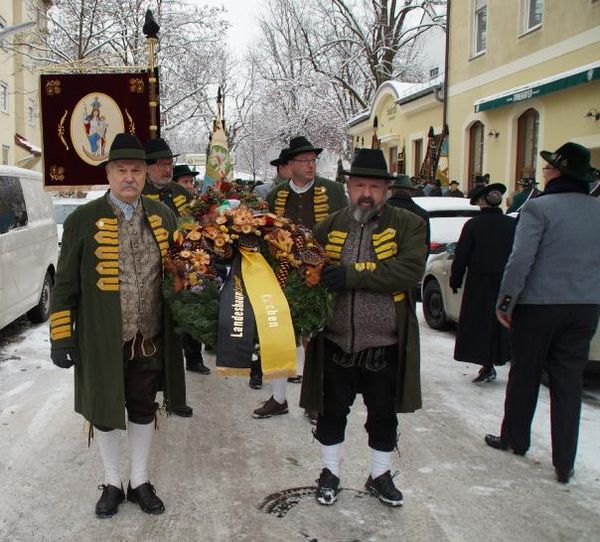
left=142, top=138, right=206, bottom=413
left=50, top=134, right=186, bottom=518
left=299, top=148, right=427, bottom=508
left=254, top=136, right=347, bottom=421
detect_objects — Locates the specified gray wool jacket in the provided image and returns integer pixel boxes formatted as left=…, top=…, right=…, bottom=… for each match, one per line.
left=497, top=192, right=600, bottom=313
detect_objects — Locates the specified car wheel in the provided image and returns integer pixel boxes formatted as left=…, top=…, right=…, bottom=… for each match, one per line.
left=27, top=272, right=52, bottom=324
left=423, top=279, right=452, bottom=330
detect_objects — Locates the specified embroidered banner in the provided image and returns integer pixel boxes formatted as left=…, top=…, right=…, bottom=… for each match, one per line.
left=40, top=71, right=157, bottom=190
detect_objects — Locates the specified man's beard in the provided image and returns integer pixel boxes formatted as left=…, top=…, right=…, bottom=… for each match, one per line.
left=350, top=196, right=386, bottom=223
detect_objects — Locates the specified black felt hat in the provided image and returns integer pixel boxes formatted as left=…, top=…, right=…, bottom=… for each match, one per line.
left=390, top=174, right=415, bottom=189
left=342, top=148, right=396, bottom=180
left=172, top=164, right=199, bottom=181
left=540, top=142, right=595, bottom=182
left=286, top=136, right=322, bottom=158
left=449, top=180, right=460, bottom=186
left=469, top=182, right=507, bottom=205
left=99, top=133, right=146, bottom=167
left=145, top=137, right=179, bottom=163
left=269, top=148, right=290, bottom=167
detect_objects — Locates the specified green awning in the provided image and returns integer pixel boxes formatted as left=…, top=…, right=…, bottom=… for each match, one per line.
left=474, top=62, right=600, bottom=113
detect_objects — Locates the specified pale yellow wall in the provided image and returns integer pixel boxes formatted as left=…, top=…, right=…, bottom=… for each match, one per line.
left=0, top=0, right=43, bottom=170
left=447, top=0, right=600, bottom=191
left=450, top=0, right=600, bottom=83
left=349, top=89, right=443, bottom=175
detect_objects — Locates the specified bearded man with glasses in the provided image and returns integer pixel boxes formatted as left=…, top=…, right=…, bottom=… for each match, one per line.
left=254, top=136, right=347, bottom=421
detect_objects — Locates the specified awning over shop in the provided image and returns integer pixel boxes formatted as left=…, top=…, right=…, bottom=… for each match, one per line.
left=474, top=61, right=600, bottom=113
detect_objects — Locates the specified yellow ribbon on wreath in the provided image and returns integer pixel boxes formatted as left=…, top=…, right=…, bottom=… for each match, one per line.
left=239, top=247, right=297, bottom=379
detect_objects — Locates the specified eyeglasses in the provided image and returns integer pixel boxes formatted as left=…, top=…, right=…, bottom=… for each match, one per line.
left=155, top=160, right=175, bottom=169
left=291, top=158, right=318, bottom=165
left=542, top=165, right=554, bottom=171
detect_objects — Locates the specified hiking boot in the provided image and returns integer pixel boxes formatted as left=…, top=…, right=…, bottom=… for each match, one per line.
left=472, top=365, right=496, bottom=383
left=287, top=375, right=303, bottom=384
left=304, top=409, right=318, bottom=425
left=315, top=468, right=340, bottom=505
left=95, top=484, right=125, bottom=518
left=365, top=471, right=403, bottom=507
left=252, top=396, right=288, bottom=419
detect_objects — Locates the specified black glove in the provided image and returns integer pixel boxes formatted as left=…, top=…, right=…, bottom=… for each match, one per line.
left=321, top=265, right=347, bottom=292
left=51, top=346, right=80, bottom=369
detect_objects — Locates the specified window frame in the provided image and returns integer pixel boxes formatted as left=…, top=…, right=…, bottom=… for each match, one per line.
left=1, top=145, right=9, bottom=165
left=0, top=81, right=8, bottom=113
left=520, top=0, right=544, bottom=36
left=468, top=121, right=485, bottom=190
left=472, top=0, right=488, bottom=57
left=515, top=108, right=540, bottom=181
left=413, top=139, right=423, bottom=177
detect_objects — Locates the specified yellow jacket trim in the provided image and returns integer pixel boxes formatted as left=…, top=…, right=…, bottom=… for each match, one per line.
left=393, top=292, right=406, bottom=302
left=149, top=214, right=163, bottom=228
left=376, top=249, right=397, bottom=260
left=50, top=310, right=71, bottom=323
left=51, top=329, right=72, bottom=340
left=97, top=277, right=120, bottom=291
left=96, top=261, right=120, bottom=276
left=51, top=324, right=72, bottom=336
left=95, top=246, right=119, bottom=260
left=374, top=241, right=398, bottom=255
left=146, top=194, right=160, bottom=201
left=328, top=231, right=348, bottom=242
left=354, top=262, right=377, bottom=272
left=372, top=228, right=396, bottom=245
left=324, top=243, right=343, bottom=254
left=153, top=227, right=169, bottom=243
left=50, top=316, right=70, bottom=327
left=95, top=218, right=118, bottom=231
left=94, top=231, right=119, bottom=245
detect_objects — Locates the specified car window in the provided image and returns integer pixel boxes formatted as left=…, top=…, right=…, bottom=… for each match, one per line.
left=53, top=204, right=79, bottom=225
left=0, top=176, right=29, bottom=234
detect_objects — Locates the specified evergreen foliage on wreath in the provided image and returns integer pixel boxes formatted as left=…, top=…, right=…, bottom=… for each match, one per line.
left=164, top=195, right=331, bottom=347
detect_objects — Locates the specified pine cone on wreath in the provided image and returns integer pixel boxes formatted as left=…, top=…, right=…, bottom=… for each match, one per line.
left=276, top=259, right=291, bottom=288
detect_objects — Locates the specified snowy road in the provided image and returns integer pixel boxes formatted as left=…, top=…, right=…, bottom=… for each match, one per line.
left=1, top=310, right=599, bottom=542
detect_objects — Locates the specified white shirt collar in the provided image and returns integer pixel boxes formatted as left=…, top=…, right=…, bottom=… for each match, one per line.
left=289, top=179, right=314, bottom=194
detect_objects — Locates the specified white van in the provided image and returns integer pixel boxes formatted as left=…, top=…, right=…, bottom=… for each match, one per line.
left=0, top=166, right=58, bottom=329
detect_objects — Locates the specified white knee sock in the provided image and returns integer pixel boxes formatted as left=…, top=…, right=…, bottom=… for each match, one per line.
left=296, top=345, right=305, bottom=376
left=370, top=448, right=391, bottom=479
left=95, top=428, right=121, bottom=488
left=272, top=378, right=287, bottom=404
left=321, top=443, right=341, bottom=477
left=128, top=421, right=155, bottom=489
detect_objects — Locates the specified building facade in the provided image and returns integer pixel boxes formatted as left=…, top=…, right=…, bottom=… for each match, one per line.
left=347, top=1, right=600, bottom=195
left=447, top=0, right=600, bottom=192
left=0, top=1, right=49, bottom=170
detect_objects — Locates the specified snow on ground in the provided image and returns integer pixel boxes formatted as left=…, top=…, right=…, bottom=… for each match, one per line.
left=1, top=309, right=599, bottom=541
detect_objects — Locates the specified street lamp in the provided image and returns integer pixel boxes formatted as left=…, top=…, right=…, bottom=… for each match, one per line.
left=0, top=21, right=37, bottom=40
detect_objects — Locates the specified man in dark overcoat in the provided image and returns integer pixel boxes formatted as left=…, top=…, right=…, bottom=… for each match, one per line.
left=487, top=142, right=600, bottom=484
left=300, top=148, right=427, bottom=507
left=387, top=174, right=430, bottom=249
left=506, top=177, right=541, bottom=213
left=449, top=183, right=515, bottom=383
left=49, top=134, right=185, bottom=517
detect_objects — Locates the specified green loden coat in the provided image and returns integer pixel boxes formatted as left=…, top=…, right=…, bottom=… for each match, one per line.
left=142, top=180, right=192, bottom=217
left=300, top=204, right=427, bottom=414
left=266, top=176, right=348, bottom=223
left=49, top=194, right=185, bottom=430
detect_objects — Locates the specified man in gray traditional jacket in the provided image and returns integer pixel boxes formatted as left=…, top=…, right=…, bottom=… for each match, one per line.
left=486, top=142, right=600, bottom=484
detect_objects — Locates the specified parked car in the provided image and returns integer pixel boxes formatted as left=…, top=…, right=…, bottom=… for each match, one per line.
left=0, top=166, right=58, bottom=329
left=412, top=196, right=480, bottom=257
left=421, top=243, right=600, bottom=373
left=53, top=190, right=105, bottom=249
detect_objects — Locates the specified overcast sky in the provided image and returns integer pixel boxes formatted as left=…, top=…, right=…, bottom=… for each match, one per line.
left=196, top=0, right=265, bottom=55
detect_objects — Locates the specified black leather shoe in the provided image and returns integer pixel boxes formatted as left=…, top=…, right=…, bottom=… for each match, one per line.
left=484, top=434, right=526, bottom=456
left=127, top=481, right=165, bottom=514
left=555, top=468, right=574, bottom=484
left=187, top=361, right=211, bottom=374
left=95, top=484, right=125, bottom=518
left=287, top=375, right=303, bottom=384
left=249, top=373, right=263, bottom=390
left=473, top=366, right=497, bottom=383
left=169, top=404, right=193, bottom=417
